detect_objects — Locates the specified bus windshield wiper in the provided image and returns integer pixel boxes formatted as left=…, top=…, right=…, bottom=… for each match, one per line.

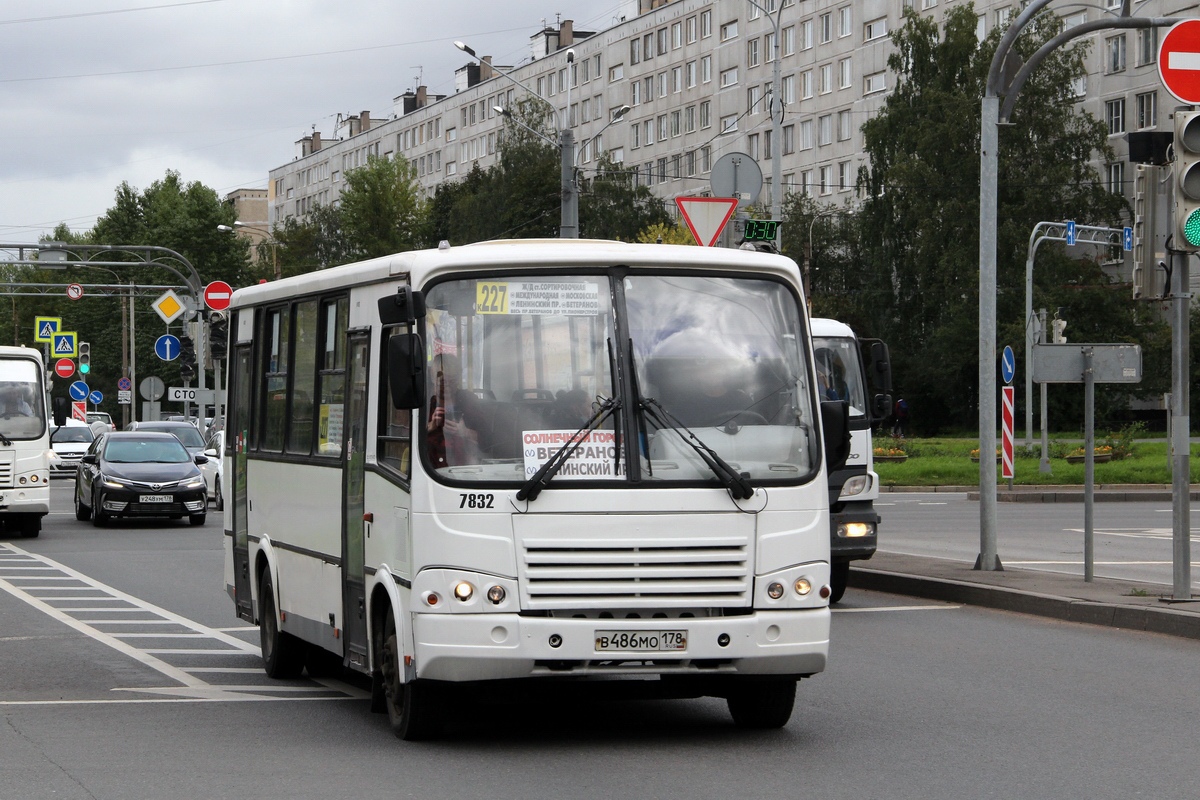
left=639, top=397, right=754, bottom=501
left=516, top=396, right=621, bottom=502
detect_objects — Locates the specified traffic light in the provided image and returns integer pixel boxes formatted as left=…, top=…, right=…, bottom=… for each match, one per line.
left=1173, top=110, right=1200, bottom=251
left=78, top=342, right=90, bottom=375
left=179, top=334, right=196, bottom=382
left=209, top=312, right=228, bottom=361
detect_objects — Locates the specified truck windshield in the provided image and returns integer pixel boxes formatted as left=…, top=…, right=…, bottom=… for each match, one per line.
left=421, top=271, right=818, bottom=488
left=0, top=360, right=46, bottom=440
left=812, top=336, right=867, bottom=419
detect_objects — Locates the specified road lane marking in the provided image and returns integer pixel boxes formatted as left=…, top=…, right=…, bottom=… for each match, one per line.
left=0, top=542, right=365, bottom=705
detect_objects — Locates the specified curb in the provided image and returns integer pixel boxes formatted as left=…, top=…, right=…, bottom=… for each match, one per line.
left=849, top=565, right=1200, bottom=641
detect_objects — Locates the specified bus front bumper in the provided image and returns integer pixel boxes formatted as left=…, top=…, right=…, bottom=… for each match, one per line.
left=412, top=608, right=829, bottom=682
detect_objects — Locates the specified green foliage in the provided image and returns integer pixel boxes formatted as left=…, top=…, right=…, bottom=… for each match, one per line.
left=637, top=221, right=695, bottom=245
left=271, top=203, right=351, bottom=276
left=579, top=154, right=671, bottom=240
left=339, top=154, right=428, bottom=259
left=1101, top=420, right=1147, bottom=460
left=782, top=6, right=1138, bottom=433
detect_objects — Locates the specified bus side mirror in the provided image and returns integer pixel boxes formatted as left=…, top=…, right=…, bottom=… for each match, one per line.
left=378, top=286, right=426, bottom=326
left=821, top=400, right=851, bottom=473
left=52, top=396, right=68, bottom=428
left=387, top=332, right=425, bottom=410
left=873, top=393, right=893, bottom=420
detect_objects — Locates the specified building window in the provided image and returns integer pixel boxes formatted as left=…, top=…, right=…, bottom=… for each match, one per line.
left=783, top=25, right=795, bottom=56
left=1138, top=27, right=1157, bottom=66
left=700, top=9, right=712, bottom=38
left=748, top=38, right=760, bottom=68
left=687, top=15, right=697, bottom=43
left=701, top=55, right=712, bottom=83
left=610, top=64, right=624, bottom=81
left=700, top=101, right=711, bottom=128
left=818, top=114, right=832, bottom=146
left=657, top=28, right=668, bottom=56
left=783, top=124, right=795, bottom=155
left=672, top=66, right=682, bottom=93
left=765, top=32, right=776, bottom=62
left=686, top=61, right=696, bottom=89
left=1107, top=34, right=1126, bottom=73
left=685, top=105, right=696, bottom=132
left=782, top=74, right=795, bottom=104
left=720, top=67, right=739, bottom=88
left=1136, top=92, right=1157, bottom=130
left=837, top=109, right=852, bottom=141
left=1107, top=161, right=1125, bottom=196
left=819, top=64, right=832, bottom=94
left=720, top=21, right=738, bottom=41
left=801, top=20, right=813, bottom=50
left=721, top=114, right=739, bottom=133
left=748, top=85, right=763, bottom=115
left=800, top=119, right=813, bottom=150
left=839, top=58, right=852, bottom=89
left=819, top=13, right=831, bottom=44
left=748, top=133, right=760, bottom=160
left=838, top=6, right=851, bottom=38
left=802, top=70, right=813, bottom=99
left=673, top=21, right=683, bottom=48
left=819, top=165, right=833, bottom=196
left=1105, top=98, right=1125, bottom=135
left=801, top=169, right=813, bottom=196
left=865, top=17, right=887, bottom=41
left=865, top=71, right=887, bottom=94
left=838, top=161, right=853, bottom=192
left=658, top=114, right=668, bottom=140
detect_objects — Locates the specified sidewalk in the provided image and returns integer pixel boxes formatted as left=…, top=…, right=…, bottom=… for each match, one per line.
left=850, top=551, right=1200, bottom=641
left=880, top=484, right=1200, bottom=502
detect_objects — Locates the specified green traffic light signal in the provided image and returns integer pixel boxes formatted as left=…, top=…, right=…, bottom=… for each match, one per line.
left=78, top=341, right=90, bottom=375
left=1185, top=208, right=1200, bottom=248
left=79, top=362, right=90, bottom=374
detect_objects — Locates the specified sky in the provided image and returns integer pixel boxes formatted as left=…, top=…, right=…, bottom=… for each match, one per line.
left=0, top=0, right=639, bottom=244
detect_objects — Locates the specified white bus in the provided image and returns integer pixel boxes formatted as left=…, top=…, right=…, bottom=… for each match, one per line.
left=0, top=346, right=53, bottom=538
left=222, top=239, right=849, bottom=739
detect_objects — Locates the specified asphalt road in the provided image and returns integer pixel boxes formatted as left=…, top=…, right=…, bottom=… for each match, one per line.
left=878, top=491, right=1199, bottom=590
left=0, top=480, right=1197, bottom=799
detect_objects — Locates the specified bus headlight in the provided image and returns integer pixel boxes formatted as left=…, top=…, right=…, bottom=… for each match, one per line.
left=837, top=522, right=874, bottom=538
left=486, top=585, right=506, bottom=604
left=794, top=578, right=812, bottom=596
left=838, top=474, right=871, bottom=499
left=453, top=581, right=474, bottom=602
left=766, top=582, right=785, bottom=600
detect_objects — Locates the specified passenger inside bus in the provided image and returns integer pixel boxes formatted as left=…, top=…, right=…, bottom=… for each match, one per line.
left=426, top=354, right=481, bottom=469
left=0, top=384, right=35, bottom=417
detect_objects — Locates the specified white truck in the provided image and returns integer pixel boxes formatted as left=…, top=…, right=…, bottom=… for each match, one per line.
left=810, top=319, right=892, bottom=602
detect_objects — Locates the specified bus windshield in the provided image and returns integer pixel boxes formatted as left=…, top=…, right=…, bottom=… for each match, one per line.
left=422, top=271, right=819, bottom=487
left=0, top=359, right=46, bottom=440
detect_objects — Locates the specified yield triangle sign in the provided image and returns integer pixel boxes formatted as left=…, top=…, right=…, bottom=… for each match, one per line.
left=676, top=197, right=739, bottom=247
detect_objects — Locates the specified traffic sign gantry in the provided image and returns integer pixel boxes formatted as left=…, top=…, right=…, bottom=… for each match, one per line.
left=1158, top=20, right=1200, bottom=104
left=204, top=280, right=233, bottom=311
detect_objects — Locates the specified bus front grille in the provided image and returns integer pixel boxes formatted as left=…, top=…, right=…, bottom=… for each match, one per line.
left=521, top=541, right=751, bottom=610
left=0, top=453, right=14, bottom=488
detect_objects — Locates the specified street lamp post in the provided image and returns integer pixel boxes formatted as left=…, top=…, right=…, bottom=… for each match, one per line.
left=457, top=40, right=627, bottom=239
left=218, top=222, right=279, bottom=280
left=747, top=0, right=785, bottom=221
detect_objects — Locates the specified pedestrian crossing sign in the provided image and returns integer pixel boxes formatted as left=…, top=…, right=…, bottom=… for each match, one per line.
left=34, top=316, right=62, bottom=343
left=52, top=331, right=77, bottom=358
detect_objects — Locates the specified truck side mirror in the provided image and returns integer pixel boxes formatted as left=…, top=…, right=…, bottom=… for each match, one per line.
left=52, top=396, right=69, bottom=428
left=821, top=399, right=851, bottom=473
left=387, top=332, right=425, bottom=410
left=870, top=341, right=893, bottom=393
left=873, top=393, right=893, bottom=420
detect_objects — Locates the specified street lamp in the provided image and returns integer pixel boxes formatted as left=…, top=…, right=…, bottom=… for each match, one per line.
left=218, top=222, right=279, bottom=281
left=456, top=40, right=598, bottom=238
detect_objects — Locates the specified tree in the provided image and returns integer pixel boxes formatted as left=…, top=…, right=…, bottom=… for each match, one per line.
left=338, top=154, right=429, bottom=259
left=803, top=6, right=1129, bottom=432
left=271, top=203, right=351, bottom=277
left=579, top=154, right=671, bottom=240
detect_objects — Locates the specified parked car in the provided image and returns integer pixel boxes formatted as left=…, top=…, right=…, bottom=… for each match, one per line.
left=200, top=428, right=224, bottom=510
left=49, top=420, right=94, bottom=476
left=125, top=420, right=206, bottom=457
left=74, top=431, right=208, bottom=527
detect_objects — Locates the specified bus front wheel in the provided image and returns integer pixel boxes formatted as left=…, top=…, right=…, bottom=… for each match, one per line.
left=381, top=613, right=438, bottom=741
left=726, top=679, right=797, bottom=729
left=258, top=571, right=304, bottom=679
left=829, top=561, right=850, bottom=604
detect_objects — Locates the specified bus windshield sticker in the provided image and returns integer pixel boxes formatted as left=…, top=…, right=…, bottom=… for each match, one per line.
left=522, top=430, right=624, bottom=480
left=476, top=282, right=601, bottom=316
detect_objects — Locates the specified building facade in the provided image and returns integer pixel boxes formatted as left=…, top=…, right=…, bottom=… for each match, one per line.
left=265, top=0, right=1183, bottom=242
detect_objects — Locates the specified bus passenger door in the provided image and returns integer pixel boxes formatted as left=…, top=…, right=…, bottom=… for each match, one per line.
left=342, top=332, right=370, bottom=668
left=231, top=345, right=253, bottom=622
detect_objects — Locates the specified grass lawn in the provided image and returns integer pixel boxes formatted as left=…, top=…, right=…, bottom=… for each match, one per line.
left=873, top=437, right=1200, bottom=486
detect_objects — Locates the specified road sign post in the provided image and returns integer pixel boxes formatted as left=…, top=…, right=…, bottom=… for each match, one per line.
left=1001, top=386, right=1014, bottom=483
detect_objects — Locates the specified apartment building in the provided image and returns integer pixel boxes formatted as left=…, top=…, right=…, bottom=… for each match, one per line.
left=265, top=0, right=1186, bottom=233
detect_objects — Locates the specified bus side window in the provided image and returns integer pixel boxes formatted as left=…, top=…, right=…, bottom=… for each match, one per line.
left=378, top=326, right=413, bottom=478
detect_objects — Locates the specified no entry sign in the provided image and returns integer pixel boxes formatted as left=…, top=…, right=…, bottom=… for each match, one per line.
left=204, top=280, right=233, bottom=311
left=54, top=358, right=75, bottom=379
left=1159, top=20, right=1200, bottom=104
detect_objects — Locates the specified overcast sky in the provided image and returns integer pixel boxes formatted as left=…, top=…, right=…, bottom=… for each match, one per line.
left=0, top=0, right=636, bottom=244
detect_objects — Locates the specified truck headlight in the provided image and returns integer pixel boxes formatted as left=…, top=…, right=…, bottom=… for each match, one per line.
left=837, top=522, right=874, bottom=538
left=838, top=474, right=871, bottom=499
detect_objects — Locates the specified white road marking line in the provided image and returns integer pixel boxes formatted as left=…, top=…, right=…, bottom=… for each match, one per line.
left=112, top=633, right=211, bottom=639
left=918, top=502, right=948, bottom=506
left=142, top=649, right=251, bottom=655
left=833, top=604, right=961, bottom=613
left=1007, top=560, right=1180, bottom=566
left=183, top=667, right=263, bottom=674
left=0, top=695, right=358, bottom=707
left=212, top=626, right=258, bottom=633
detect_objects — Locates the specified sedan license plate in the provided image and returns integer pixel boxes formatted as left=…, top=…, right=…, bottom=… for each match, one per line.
left=139, top=494, right=172, bottom=503
left=594, top=630, right=687, bottom=652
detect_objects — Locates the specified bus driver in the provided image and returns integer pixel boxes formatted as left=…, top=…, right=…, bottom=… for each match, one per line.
left=426, top=354, right=480, bottom=469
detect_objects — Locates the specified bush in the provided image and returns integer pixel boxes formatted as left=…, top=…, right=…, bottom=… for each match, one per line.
left=1101, top=421, right=1146, bottom=461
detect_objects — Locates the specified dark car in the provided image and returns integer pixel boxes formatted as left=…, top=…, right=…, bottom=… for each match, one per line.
left=125, top=420, right=207, bottom=457
left=74, top=431, right=208, bottom=527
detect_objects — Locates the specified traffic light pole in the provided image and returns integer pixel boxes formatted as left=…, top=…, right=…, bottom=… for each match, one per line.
left=1168, top=245, right=1192, bottom=602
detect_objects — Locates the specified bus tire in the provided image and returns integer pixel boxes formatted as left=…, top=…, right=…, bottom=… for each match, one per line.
left=382, top=613, right=438, bottom=740
left=726, top=679, right=797, bottom=729
left=20, top=515, right=40, bottom=538
left=829, top=561, right=850, bottom=604
left=259, top=571, right=304, bottom=679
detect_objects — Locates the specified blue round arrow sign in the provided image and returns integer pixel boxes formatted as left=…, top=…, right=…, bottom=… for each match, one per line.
left=1001, top=345, right=1016, bottom=384
left=155, top=334, right=181, bottom=361
left=89, top=391, right=104, bottom=405
left=69, top=381, right=90, bottom=401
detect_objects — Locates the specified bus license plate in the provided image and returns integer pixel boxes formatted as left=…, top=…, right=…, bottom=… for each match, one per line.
left=594, top=630, right=687, bottom=652
left=139, top=495, right=172, bottom=503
